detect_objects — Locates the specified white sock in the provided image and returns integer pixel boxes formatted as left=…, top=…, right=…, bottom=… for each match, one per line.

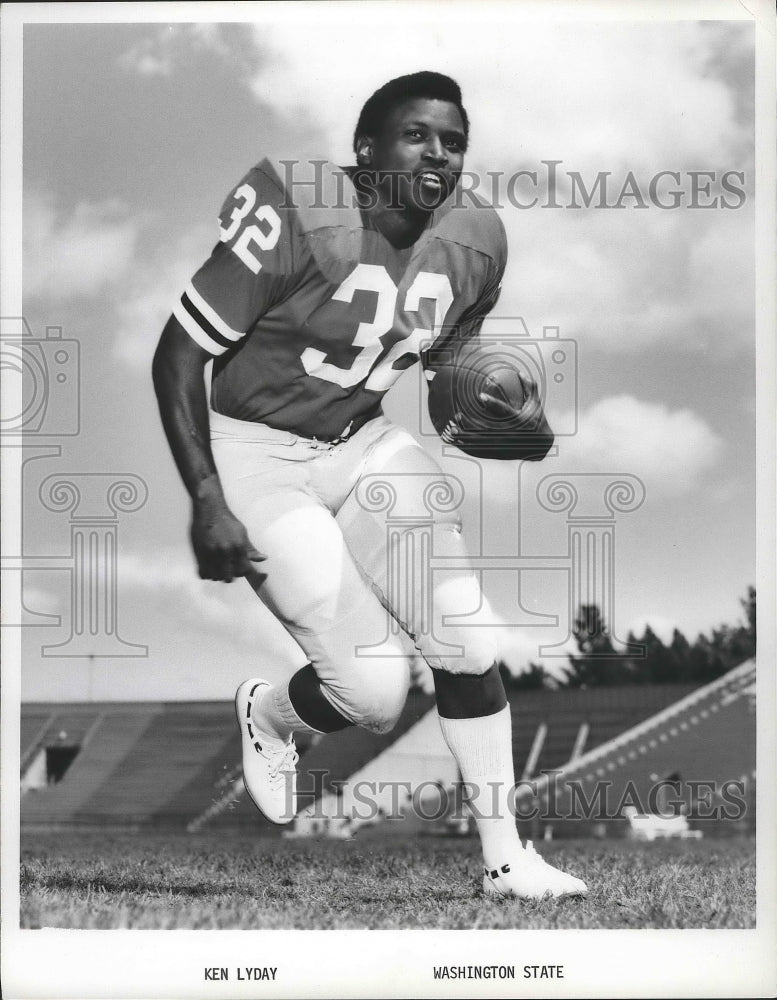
left=252, top=683, right=319, bottom=742
left=438, top=704, right=523, bottom=868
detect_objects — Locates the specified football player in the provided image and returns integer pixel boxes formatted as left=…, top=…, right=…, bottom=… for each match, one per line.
left=153, top=72, right=587, bottom=901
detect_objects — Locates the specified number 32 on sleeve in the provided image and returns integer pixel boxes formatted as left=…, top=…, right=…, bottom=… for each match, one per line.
left=218, top=183, right=281, bottom=275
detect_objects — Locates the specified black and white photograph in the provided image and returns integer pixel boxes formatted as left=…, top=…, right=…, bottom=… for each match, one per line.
left=1, top=1, right=775, bottom=997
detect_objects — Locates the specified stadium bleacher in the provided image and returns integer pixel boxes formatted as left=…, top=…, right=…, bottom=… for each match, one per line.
left=20, top=710, right=56, bottom=771
left=20, top=663, right=755, bottom=834
left=21, top=705, right=162, bottom=824
left=19, top=694, right=434, bottom=830
left=510, top=683, right=699, bottom=778
left=516, top=660, right=756, bottom=834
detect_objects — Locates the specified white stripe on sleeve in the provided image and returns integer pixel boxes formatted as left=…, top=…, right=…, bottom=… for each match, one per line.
left=173, top=300, right=228, bottom=356
left=185, top=283, right=244, bottom=343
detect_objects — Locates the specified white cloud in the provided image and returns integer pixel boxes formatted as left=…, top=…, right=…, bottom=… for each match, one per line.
left=247, top=21, right=749, bottom=170
left=23, top=192, right=213, bottom=369
left=112, top=224, right=213, bottom=370
left=118, top=41, right=174, bottom=78
left=118, top=549, right=307, bottom=667
left=118, top=21, right=753, bottom=356
left=492, top=197, right=754, bottom=351
left=118, top=24, right=233, bottom=77
left=24, top=192, right=140, bottom=301
left=552, top=395, right=724, bottom=497
left=117, top=20, right=751, bottom=175
left=482, top=394, right=723, bottom=503
left=497, top=627, right=547, bottom=671
left=241, top=21, right=753, bottom=354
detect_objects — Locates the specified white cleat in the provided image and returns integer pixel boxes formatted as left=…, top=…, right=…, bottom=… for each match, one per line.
left=483, top=841, right=588, bottom=901
left=235, top=678, right=298, bottom=825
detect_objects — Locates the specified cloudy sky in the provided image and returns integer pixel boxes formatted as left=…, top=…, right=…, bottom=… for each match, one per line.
left=12, top=9, right=757, bottom=701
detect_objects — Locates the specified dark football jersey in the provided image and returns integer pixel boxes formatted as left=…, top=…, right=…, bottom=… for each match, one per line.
left=174, top=158, right=507, bottom=440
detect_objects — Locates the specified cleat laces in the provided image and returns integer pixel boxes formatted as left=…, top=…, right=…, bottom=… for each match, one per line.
left=266, top=741, right=298, bottom=784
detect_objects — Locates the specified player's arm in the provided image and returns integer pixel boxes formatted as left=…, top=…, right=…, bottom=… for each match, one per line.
left=152, top=161, right=296, bottom=581
left=152, top=314, right=264, bottom=583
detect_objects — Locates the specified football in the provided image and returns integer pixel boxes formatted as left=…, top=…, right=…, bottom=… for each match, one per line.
left=427, top=341, right=554, bottom=460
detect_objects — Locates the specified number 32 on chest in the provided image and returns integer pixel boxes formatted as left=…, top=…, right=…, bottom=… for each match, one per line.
left=219, top=189, right=455, bottom=393
left=301, top=264, right=454, bottom=392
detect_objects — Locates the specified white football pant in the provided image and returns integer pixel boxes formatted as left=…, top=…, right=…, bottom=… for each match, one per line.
left=211, top=410, right=498, bottom=734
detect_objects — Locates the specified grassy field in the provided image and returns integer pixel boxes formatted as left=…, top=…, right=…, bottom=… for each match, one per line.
left=20, top=830, right=755, bottom=930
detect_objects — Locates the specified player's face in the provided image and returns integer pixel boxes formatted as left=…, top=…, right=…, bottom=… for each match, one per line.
left=367, top=98, right=466, bottom=211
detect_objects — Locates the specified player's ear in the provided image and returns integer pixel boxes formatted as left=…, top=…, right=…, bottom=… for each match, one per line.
left=356, top=138, right=373, bottom=166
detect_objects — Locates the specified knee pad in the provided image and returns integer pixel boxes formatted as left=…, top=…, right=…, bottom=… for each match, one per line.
left=414, top=522, right=499, bottom=676
left=417, top=624, right=498, bottom=677
left=291, top=591, right=414, bottom=736
left=320, top=653, right=411, bottom=735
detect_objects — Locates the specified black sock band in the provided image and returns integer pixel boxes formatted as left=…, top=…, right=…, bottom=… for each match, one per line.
left=288, top=663, right=355, bottom=733
left=432, top=665, right=507, bottom=719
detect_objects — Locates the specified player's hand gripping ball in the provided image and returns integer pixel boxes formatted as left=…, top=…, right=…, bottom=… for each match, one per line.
left=427, top=341, right=555, bottom=461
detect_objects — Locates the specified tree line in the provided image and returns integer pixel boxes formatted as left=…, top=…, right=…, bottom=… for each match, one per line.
left=499, top=586, right=756, bottom=691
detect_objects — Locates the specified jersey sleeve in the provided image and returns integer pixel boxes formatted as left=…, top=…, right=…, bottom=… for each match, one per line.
left=173, top=162, right=302, bottom=356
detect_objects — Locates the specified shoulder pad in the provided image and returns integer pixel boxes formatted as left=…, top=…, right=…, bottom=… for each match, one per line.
left=254, top=157, right=362, bottom=236
left=432, top=188, right=507, bottom=264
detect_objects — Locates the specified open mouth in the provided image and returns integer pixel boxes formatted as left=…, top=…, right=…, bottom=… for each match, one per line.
left=418, top=171, right=445, bottom=190
left=415, top=171, right=451, bottom=205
